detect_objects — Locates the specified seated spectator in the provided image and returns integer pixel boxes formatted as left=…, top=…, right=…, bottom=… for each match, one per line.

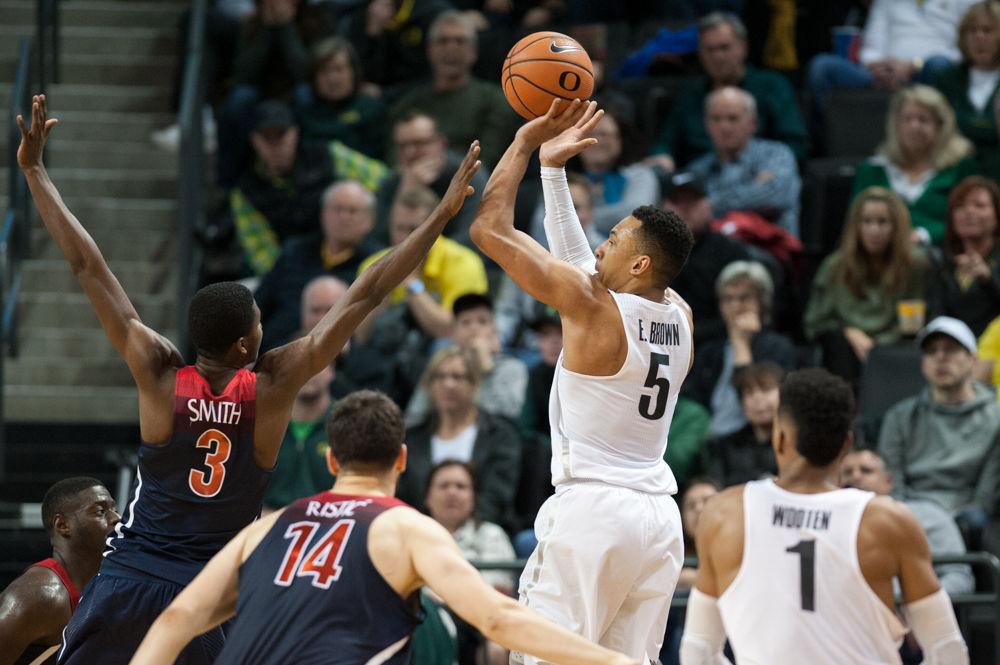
left=841, top=448, right=975, bottom=597
left=807, top=0, right=974, bottom=108
left=976, top=314, right=1000, bottom=398
left=662, top=397, right=712, bottom=491
left=262, top=363, right=335, bottom=512
left=878, top=316, right=1000, bottom=549
left=705, top=361, right=783, bottom=487
left=648, top=11, right=809, bottom=171
left=932, top=2, right=1000, bottom=181
left=396, top=347, right=522, bottom=528
left=566, top=107, right=660, bottom=239
left=357, top=186, right=489, bottom=342
left=406, top=293, right=529, bottom=426
left=255, top=180, right=383, bottom=350
left=686, top=87, right=802, bottom=237
left=389, top=10, right=515, bottom=169
left=851, top=85, right=978, bottom=243
left=230, top=100, right=387, bottom=276
left=662, top=172, right=751, bottom=344
left=683, top=260, right=796, bottom=437
left=804, top=186, right=931, bottom=384
left=373, top=111, right=489, bottom=249
left=927, top=175, right=1000, bottom=335
left=296, top=37, right=387, bottom=159
left=298, top=276, right=364, bottom=398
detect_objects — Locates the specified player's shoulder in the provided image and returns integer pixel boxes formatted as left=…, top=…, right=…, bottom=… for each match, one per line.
left=699, top=484, right=746, bottom=532
left=0, top=565, right=71, bottom=616
left=861, top=495, right=925, bottom=544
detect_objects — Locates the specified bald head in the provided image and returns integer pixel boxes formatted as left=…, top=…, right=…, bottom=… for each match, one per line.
left=705, top=86, right=757, bottom=159
left=301, top=276, right=349, bottom=331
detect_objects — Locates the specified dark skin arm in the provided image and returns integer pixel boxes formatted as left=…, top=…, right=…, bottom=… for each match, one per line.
left=251, top=144, right=482, bottom=467
left=17, top=95, right=182, bottom=443
left=0, top=567, right=72, bottom=664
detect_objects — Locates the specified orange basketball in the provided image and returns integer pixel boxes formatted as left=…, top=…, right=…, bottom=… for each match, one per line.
left=502, top=31, right=595, bottom=120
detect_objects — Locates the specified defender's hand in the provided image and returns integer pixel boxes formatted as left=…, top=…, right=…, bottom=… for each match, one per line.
left=16, top=94, right=58, bottom=171
left=437, top=141, right=482, bottom=218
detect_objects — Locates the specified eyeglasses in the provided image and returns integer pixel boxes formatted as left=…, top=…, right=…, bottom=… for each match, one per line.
left=395, top=136, right=439, bottom=151
left=431, top=371, right=472, bottom=383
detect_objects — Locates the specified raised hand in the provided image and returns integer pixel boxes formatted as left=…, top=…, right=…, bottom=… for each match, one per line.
left=516, top=99, right=593, bottom=150
left=438, top=141, right=482, bottom=218
left=539, top=101, right=604, bottom=168
left=16, top=94, right=58, bottom=171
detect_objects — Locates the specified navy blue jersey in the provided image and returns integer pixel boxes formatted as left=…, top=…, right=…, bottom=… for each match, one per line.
left=103, top=366, right=270, bottom=585
left=215, top=492, right=423, bottom=665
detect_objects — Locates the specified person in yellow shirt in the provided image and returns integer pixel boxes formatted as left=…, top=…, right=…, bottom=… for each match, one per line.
left=356, top=186, right=488, bottom=342
left=975, top=315, right=1000, bottom=400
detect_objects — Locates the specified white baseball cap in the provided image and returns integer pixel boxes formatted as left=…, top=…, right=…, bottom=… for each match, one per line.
left=916, top=316, right=978, bottom=355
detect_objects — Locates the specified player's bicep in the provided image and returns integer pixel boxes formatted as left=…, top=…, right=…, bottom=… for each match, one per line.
left=0, top=585, right=66, bottom=663
left=892, top=504, right=942, bottom=604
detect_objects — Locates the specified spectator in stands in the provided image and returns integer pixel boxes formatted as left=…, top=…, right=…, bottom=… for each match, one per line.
left=683, top=261, right=796, bottom=437
left=373, top=111, right=489, bottom=249
left=705, top=361, right=783, bottom=487
left=389, top=10, right=515, bottom=169
left=662, top=172, right=751, bottom=344
left=397, top=347, right=522, bottom=528
left=230, top=100, right=387, bottom=276
left=357, top=186, right=489, bottom=342
left=406, top=293, right=529, bottom=426
left=0, top=478, right=118, bottom=664
left=807, top=0, right=976, bottom=107
left=299, top=276, right=363, bottom=397
left=878, top=316, right=1000, bottom=549
left=932, top=2, right=1000, bottom=181
left=262, top=363, right=334, bottom=512
left=342, top=0, right=452, bottom=92
left=804, top=186, right=931, bottom=385
left=976, top=314, right=1000, bottom=398
left=851, top=84, right=978, bottom=244
left=648, top=11, right=809, bottom=171
left=927, top=175, right=1000, bottom=336
left=662, top=397, right=712, bottom=492
left=296, top=37, right=387, bottom=159
left=255, top=180, right=383, bottom=350
left=841, top=448, right=975, bottom=597
left=686, top=87, right=802, bottom=237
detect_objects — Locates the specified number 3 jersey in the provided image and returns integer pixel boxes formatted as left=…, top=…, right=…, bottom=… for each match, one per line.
left=718, top=479, right=907, bottom=665
left=549, top=291, right=691, bottom=494
left=215, top=492, right=422, bottom=665
left=104, top=366, right=269, bottom=586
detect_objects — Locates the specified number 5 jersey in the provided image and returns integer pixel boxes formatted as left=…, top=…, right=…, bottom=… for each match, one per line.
left=548, top=291, right=691, bottom=494
left=103, top=366, right=270, bottom=586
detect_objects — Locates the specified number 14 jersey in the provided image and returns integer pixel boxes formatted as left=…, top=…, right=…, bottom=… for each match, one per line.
left=104, top=366, right=269, bottom=586
left=548, top=291, right=691, bottom=494
left=718, top=479, right=907, bottom=665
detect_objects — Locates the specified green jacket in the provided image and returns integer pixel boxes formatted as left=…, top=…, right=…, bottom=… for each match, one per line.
left=932, top=63, right=1000, bottom=181
left=851, top=156, right=979, bottom=243
left=663, top=397, right=711, bottom=489
left=264, top=418, right=333, bottom=508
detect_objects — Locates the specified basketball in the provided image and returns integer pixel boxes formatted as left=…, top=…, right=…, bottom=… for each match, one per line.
left=502, top=31, right=595, bottom=120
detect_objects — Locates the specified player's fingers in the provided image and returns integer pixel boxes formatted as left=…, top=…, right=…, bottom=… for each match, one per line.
left=544, top=98, right=562, bottom=119
left=465, top=185, right=474, bottom=196
left=575, top=101, right=597, bottom=128
left=44, top=118, right=58, bottom=136
left=16, top=114, right=28, bottom=137
left=581, top=108, right=604, bottom=134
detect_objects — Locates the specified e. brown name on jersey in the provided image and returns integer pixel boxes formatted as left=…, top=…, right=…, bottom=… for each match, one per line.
left=637, top=320, right=680, bottom=345
left=772, top=505, right=832, bottom=531
left=187, top=399, right=242, bottom=425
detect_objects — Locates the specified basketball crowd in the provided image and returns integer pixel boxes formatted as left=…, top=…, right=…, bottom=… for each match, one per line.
left=149, top=0, right=1000, bottom=662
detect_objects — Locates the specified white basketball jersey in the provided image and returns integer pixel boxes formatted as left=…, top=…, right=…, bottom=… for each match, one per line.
left=548, top=290, right=691, bottom=494
left=718, top=479, right=907, bottom=665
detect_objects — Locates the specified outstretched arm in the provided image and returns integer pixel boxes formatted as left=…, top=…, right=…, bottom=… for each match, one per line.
left=470, top=100, right=603, bottom=315
left=17, top=95, right=180, bottom=382
left=261, top=143, right=481, bottom=394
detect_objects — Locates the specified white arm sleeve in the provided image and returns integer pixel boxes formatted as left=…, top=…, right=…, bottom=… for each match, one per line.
left=680, top=589, right=734, bottom=665
left=903, top=588, right=969, bottom=665
left=540, top=166, right=597, bottom=274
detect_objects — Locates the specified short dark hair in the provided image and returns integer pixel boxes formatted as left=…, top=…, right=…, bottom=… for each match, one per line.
left=733, top=361, right=786, bottom=399
left=779, top=369, right=855, bottom=468
left=632, top=205, right=694, bottom=287
left=188, top=282, right=256, bottom=357
left=41, top=476, right=104, bottom=537
left=326, top=390, right=404, bottom=473
left=452, top=292, right=493, bottom=317
left=424, top=459, right=478, bottom=499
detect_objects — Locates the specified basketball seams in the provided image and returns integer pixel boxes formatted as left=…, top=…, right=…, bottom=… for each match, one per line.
left=507, top=74, right=587, bottom=112
left=503, top=76, right=535, bottom=119
left=502, top=31, right=594, bottom=120
left=506, top=31, right=565, bottom=59
left=506, top=58, right=594, bottom=77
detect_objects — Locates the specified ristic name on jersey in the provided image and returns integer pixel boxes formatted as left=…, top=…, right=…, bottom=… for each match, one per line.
left=187, top=399, right=242, bottom=425
left=637, top=319, right=681, bottom=346
left=772, top=505, right=833, bottom=531
left=305, top=499, right=374, bottom=519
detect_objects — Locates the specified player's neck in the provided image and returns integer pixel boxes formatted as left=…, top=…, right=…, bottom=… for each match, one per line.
left=194, top=356, right=243, bottom=385
left=52, top=544, right=99, bottom=595
left=331, top=473, right=395, bottom=498
left=775, top=459, right=840, bottom=494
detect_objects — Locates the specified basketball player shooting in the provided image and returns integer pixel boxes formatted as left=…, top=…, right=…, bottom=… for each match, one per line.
left=470, top=99, right=695, bottom=664
left=682, top=369, right=968, bottom=665
left=17, top=94, right=481, bottom=664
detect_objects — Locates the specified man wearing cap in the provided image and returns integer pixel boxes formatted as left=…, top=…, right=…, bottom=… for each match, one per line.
left=878, top=316, right=1000, bottom=548
left=229, top=99, right=388, bottom=276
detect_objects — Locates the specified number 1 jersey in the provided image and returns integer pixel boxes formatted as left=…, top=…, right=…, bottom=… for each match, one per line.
left=548, top=290, right=691, bottom=494
left=103, top=366, right=270, bottom=585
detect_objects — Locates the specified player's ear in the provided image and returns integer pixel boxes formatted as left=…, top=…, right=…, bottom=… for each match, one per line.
left=396, top=444, right=408, bottom=474
left=53, top=513, right=71, bottom=538
left=326, top=448, right=341, bottom=476
left=630, top=254, right=651, bottom=276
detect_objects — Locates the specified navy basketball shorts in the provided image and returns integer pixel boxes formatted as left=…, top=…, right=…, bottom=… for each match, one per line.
left=58, top=570, right=225, bottom=665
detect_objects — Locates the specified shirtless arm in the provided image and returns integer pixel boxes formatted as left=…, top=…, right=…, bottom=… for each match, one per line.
left=17, top=95, right=181, bottom=389
left=400, top=511, right=638, bottom=665
left=0, top=570, right=71, bottom=665
left=128, top=511, right=283, bottom=665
